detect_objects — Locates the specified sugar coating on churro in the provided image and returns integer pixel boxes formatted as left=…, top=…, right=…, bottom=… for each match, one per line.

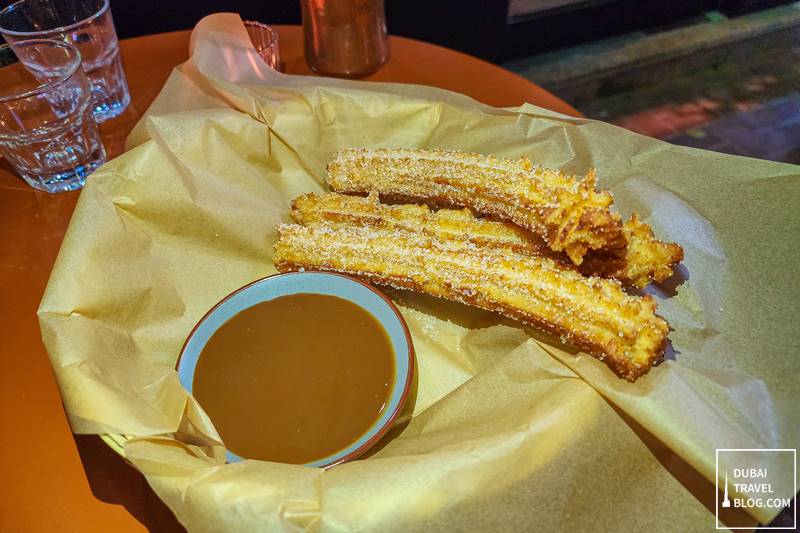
left=581, top=214, right=684, bottom=288
left=293, top=192, right=682, bottom=288
left=326, top=147, right=626, bottom=265
left=291, top=191, right=550, bottom=257
left=274, top=222, right=669, bottom=381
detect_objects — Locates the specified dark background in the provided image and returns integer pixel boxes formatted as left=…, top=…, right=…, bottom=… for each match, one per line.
left=0, top=0, right=793, bottom=61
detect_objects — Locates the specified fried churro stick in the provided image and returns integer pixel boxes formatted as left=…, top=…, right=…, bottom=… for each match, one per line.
left=581, top=215, right=684, bottom=288
left=291, top=192, right=547, bottom=257
left=326, top=148, right=625, bottom=265
left=291, top=193, right=683, bottom=288
left=274, top=223, right=669, bottom=381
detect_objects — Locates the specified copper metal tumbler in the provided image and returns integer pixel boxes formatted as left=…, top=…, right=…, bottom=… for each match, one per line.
left=300, top=0, right=389, bottom=78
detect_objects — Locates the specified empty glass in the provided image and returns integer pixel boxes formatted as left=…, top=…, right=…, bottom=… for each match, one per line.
left=0, top=0, right=131, bottom=123
left=0, top=40, right=106, bottom=193
left=244, top=20, right=282, bottom=71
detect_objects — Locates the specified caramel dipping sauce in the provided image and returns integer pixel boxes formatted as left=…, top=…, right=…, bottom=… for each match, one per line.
left=192, top=293, right=395, bottom=464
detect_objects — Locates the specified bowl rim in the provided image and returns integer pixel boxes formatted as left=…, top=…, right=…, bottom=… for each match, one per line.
left=176, top=270, right=415, bottom=468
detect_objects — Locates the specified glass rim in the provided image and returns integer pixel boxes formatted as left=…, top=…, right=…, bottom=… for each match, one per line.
left=243, top=20, right=279, bottom=47
left=0, top=39, right=82, bottom=103
left=0, top=0, right=110, bottom=37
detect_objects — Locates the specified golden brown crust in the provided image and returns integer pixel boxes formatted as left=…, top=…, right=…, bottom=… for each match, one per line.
left=274, top=222, right=669, bottom=381
left=581, top=214, right=684, bottom=288
left=292, top=192, right=682, bottom=289
left=290, top=191, right=553, bottom=257
left=326, top=148, right=625, bottom=265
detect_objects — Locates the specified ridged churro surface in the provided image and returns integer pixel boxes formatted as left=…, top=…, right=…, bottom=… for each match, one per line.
left=326, top=148, right=625, bottom=264
left=291, top=192, right=547, bottom=257
left=292, top=193, right=682, bottom=288
left=274, top=222, right=669, bottom=381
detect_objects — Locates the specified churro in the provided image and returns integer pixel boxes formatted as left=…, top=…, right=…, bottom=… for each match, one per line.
left=581, top=215, right=684, bottom=288
left=291, top=193, right=682, bottom=288
left=274, top=222, right=669, bottom=381
left=326, top=147, right=625, bottom=264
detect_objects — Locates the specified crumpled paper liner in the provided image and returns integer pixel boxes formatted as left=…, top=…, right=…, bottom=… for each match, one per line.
left=38, top=13, right=799, bottom=531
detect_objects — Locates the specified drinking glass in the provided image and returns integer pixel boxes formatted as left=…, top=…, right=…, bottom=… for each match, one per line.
left=244, top=20, right=282, bottom=71
left=0, top=0, right=131, bottom=123
left=0, top=40, right=106, bottom=193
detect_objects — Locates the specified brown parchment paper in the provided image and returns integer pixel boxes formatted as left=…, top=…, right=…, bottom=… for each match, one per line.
left=38, top=14, right=799, bottom=532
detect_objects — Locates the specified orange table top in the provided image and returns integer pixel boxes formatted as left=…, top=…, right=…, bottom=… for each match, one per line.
left=0, top=26, right=578, bottom=532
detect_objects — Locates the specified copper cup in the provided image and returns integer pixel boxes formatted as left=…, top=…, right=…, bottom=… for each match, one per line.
left=300, top=0, right=389, bottom=78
